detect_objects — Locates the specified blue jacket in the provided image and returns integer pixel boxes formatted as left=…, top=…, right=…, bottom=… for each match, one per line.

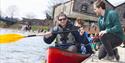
left=80, top=32, right=90, bottom=44
left=80, top=32, right=93, bottom=54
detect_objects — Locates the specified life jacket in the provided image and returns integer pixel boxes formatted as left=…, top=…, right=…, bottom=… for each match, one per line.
left=54, top=23, right=76, bottom=46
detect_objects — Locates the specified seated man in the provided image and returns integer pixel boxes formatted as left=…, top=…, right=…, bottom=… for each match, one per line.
left=43, top=13, right=81, bottom=53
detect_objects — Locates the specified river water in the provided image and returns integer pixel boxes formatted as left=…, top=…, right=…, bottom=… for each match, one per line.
left=0, top=28, right=54, bottom=63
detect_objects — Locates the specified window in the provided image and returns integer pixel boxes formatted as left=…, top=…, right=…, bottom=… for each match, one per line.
left=81, top=4, right=88, bottom=12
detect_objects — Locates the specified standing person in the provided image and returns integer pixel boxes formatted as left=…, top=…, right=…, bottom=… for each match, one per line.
left=21, top=24, right=27, bottom=31
left=25, top=24, right=31, bottom=32
left=43, top=13, right=81, bottom=53
left=93, top=0, right=124, bottom=61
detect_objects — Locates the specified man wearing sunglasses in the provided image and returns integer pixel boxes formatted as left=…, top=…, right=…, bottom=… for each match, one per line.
left=43, top=12, right=82, bottom=53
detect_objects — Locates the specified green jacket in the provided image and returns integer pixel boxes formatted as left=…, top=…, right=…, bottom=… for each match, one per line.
left=98, top=9, right=124, bottom=41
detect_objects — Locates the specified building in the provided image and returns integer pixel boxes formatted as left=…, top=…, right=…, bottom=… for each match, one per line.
left=53, top=0, right=125, bottom=34
left=53, top=0, right=98, bottom=34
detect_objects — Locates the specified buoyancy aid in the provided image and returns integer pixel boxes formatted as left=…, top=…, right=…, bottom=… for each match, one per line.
left=53, top=23, right=76, bottom=45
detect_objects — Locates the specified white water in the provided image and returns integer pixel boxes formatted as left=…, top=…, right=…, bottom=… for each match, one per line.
left=0, top=28, right=54, bottom=63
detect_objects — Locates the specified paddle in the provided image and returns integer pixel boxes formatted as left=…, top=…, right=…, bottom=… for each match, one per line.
left=0, top=30, right=78, bottom=44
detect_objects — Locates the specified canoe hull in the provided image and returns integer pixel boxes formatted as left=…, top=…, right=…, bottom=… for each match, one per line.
left=47, top=47, right=90, bottom=63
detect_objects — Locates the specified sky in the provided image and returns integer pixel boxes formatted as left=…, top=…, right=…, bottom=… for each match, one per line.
left=1, top=0, right=124, bottom=20
left=107, top=0, right=125, bottom=7
left=0, top=0, right=66, bottom=19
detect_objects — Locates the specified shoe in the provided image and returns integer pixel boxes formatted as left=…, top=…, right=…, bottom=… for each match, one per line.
left=107, top=56, right=114, bottom=61
left=122, top=45, right=125, bottom=48
left=103, top=55, right=114, bottom=61
left=113, top=48, right=120, bottom=61
left=115, top=54, right=120, bottom=61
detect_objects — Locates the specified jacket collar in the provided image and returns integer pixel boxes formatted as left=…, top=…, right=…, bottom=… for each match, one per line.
left=104, top=9, right=111, bottom=21
left=58, top=21, right=72, bottom=29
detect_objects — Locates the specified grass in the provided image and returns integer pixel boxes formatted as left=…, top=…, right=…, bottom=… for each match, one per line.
left=32, top=25, right=49, bottom=31
left=0, top=22, right=6, bottom=27
left=0, top=22, right=49, bottom=31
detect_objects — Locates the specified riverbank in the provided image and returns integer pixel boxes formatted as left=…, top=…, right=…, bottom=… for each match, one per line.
left=82, top=46, right=125, bottom=63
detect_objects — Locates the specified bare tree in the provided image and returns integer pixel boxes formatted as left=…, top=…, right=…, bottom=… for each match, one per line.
left=25, top=13, right=36, bottom=19
left=6, top=5, right=18, bottom=18
left=0, top=10, right=1, bottom=17
left=0, top=10, right=6, bottom=17
left=45, top=0, right=67, bottom=19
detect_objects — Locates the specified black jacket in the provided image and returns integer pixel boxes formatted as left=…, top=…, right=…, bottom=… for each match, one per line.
left=43, top=21, right=81, bottom=46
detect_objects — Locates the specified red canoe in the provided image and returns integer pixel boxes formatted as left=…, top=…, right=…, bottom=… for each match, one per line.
left=46, top=47, right=91, bottom=63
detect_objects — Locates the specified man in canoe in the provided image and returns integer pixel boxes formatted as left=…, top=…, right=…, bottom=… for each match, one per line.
left=93, top=0, right=124, bottom=61
left=43, top=12, right=82, bottom=53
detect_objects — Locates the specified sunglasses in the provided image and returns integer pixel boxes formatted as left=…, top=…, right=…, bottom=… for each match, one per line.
left=58, top=18, right=66, bottom=21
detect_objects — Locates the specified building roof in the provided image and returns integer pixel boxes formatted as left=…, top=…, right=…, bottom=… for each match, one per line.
left=105, top=0, right=125, bottom=8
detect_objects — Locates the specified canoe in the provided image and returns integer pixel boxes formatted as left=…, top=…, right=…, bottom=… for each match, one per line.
left=46, top=47, right=91, bottom=63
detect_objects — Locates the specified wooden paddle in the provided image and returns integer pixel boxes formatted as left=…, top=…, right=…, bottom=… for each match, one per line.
left=0, top=30, right=78, bottom=44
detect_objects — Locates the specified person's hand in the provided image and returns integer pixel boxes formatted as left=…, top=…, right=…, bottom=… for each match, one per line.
left=79, top=28, right=84, bottom=36
left=80, top=31, right=84, bottom=36
left=44, top=32, right=52, bottom=38
left=36, top=32, right=52, bottom=37
left=99, top=30, right=107, bottom=37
